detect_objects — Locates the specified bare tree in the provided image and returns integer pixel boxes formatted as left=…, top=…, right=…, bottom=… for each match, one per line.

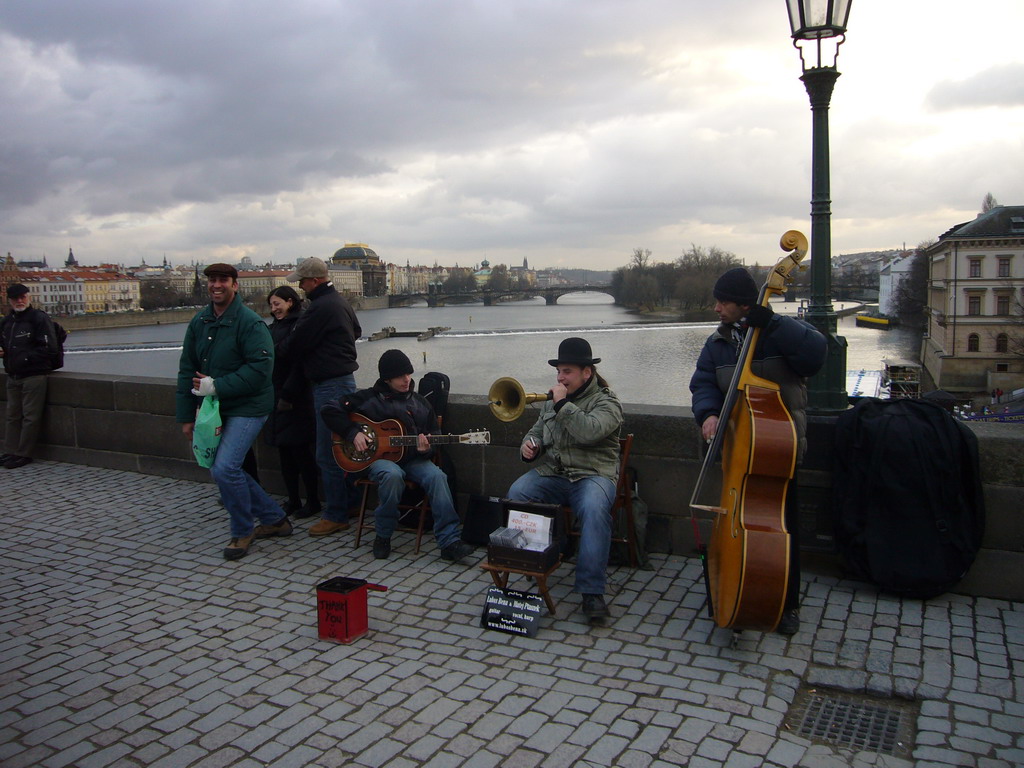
left=630, top=248, right=651, bottom=270
left=635, top=274, right=660, bottom=311
left=487, top=264, right=511, bottom=292
left=891, top=250, right=929, bottom=327
left=982, top=192, right=1000, bottom=213
left=673, top=245, right=741, bottom=309
left=611, top=243, right=743, bottom=312
left=443, top=269, right=476, bottom=293
left=1008, top=294, right=1024, bottom=358
left=675, top=244, right=741, bottom=275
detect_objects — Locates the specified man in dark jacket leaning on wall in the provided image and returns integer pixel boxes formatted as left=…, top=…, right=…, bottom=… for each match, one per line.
left=0, top=283, right=61, bottom=469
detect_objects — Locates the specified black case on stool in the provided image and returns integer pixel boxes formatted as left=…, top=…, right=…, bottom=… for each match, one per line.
left=486, top=500, right=563, bottom=571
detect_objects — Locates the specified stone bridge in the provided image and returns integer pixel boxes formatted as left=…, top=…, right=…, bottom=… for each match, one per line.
left=3, top=370, right=1022, bottom=602
left=389, top=285, right=614, bottom=307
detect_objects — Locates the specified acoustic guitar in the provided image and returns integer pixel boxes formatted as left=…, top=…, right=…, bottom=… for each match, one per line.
left=331, top=413, right=490, bottom=472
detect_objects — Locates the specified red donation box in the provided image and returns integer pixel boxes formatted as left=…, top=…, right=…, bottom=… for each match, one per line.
left=316, top=577, right=387, bottom=643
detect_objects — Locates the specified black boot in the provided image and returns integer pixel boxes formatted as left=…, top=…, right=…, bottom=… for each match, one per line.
left=373, top=536, right=392, bottom=559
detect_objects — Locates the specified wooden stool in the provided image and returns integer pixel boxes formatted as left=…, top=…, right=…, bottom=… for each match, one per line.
left=480, top=558, right=561, bottom=616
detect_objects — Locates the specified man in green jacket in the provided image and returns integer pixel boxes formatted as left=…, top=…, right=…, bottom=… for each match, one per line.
left=507, top=337, right=623, bottom=621
left=176, top=263, right=289, bottom=561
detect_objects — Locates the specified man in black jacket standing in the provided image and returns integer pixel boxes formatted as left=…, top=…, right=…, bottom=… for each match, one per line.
left=282, top=257, right=362, bottom=536
left=0, top=284, right=61, bottom=469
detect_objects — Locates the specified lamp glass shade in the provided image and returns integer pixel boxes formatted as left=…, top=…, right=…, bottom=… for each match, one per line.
left=786, top=0, right=851, bottom=40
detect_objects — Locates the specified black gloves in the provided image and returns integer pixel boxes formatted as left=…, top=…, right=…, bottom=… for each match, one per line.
left=745, top=303, right=774, bottom=328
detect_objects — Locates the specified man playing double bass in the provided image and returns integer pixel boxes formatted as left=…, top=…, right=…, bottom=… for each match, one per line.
left=689, top=267, right=826, bottom=635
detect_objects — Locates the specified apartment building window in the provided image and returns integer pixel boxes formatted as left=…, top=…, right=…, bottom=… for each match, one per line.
left=996, top=334, right=1009, bottom=353
left=998, top=257, right=1011, bottom=278
left=967, top=333, right=980, bottom=352
left=968, top=259, right=982, bottom=278
left=997, top=295, right=1010, bottom=315
left=968, top=295, right=981, bottom=315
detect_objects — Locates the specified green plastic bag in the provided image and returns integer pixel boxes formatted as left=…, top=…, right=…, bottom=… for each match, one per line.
left=192, top=395, right=222, bottom=468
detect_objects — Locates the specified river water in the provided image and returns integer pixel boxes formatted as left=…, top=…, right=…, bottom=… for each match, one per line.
left=59, top=293, right=922, bottom=407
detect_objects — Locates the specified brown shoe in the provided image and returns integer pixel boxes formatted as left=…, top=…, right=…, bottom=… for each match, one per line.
left=308, top=518, right=350, bottom=536
left=254, top=516, right=293, bottom=538
left=224, top=532, right=255, bottom=560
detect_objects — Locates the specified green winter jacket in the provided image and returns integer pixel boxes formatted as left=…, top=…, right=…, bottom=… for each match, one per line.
left=175, top=296, right=275, bottom=423
left=522, top=375, right=623, bottom=481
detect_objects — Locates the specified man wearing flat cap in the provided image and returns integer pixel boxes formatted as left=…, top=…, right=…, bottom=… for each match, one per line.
left=320, top=349, right=475, bottom=564
left=689, top=266, right=826, bottom=635
left=279, top=256, right=362, bottom=537
left=176, top=263, right=289, bottom=561
left=507, top=337, right=624, bottom=622
left=0, top=283, right=63, bottom=469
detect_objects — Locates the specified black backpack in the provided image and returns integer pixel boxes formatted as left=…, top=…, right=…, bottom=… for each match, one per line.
left=51, top=321, right=68, bottom=370
left=418, top=372, right=450, bottom=422
left=833, top=398, right=985, bottom=599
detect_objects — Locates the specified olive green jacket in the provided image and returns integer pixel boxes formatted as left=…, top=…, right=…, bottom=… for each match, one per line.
left=522, top=376, right=623, bottom=481
left=176, top=295, right=275, bottom=422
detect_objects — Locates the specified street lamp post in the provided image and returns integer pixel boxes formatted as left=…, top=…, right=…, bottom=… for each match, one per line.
left=786, top=0, right=851, bottom=412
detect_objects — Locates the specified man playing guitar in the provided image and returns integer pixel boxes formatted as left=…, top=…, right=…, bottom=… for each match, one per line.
left=320, top=349, right=476, bottom=564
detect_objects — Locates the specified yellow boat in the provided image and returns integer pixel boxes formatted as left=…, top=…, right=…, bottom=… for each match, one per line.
left=855, top=313, right=893, bottom=329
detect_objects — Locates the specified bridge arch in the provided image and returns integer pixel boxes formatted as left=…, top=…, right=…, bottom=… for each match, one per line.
left=541, top=287, right=614, bottom=305
left=387, top=285, right=614, bottom=307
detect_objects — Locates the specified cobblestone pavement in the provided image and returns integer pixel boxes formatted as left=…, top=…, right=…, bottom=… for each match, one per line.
left=1, top=461, right=1022, bottom=768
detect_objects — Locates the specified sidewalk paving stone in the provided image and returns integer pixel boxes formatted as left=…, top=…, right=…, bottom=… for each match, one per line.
left=2, top=460, right=1022, bottom=767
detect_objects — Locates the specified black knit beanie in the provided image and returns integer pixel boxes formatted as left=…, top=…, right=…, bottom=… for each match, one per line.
left=378, top=349, right=414, bottom=380
left=713, top=268, right=758, bottom=306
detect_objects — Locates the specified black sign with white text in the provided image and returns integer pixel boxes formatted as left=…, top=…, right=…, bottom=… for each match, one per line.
left=480, top=586, right=544, bottom=637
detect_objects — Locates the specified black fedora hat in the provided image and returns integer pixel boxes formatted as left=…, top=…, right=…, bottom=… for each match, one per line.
left=548, top=337, right=601, bottom=367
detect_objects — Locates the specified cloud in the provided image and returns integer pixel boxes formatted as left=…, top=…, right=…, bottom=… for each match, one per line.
left=1, top=1, right=1022, bottom=270
left=927, top=63, right=1024, bottom=110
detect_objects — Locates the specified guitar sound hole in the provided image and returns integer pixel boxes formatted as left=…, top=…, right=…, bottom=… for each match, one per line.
left=354, top=427, right=377, bottom=459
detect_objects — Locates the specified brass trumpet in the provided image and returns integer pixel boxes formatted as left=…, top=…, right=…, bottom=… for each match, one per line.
left=488, top=377, right=552, bottom=422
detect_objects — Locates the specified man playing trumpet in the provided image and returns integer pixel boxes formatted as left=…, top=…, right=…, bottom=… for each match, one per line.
left=506, top=337, right=623, bottom=622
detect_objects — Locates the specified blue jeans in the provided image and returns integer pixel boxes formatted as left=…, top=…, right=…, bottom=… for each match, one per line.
left=210, top=415, right=285, bottom=538
left=508, top=470, right=615, bottom=595
left=313, top=375, right=357, bottom=522
left=368, top=458, right=461, bottom=549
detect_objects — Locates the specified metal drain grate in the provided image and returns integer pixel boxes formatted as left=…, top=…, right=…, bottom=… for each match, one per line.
left=785, top=687, right=917, bottom=757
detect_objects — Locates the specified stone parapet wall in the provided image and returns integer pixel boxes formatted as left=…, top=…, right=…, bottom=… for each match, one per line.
left=58, top=308, right=199, bottom=331
left=58, top=295, right=388, bottom=332
left=3, top=372, right=1022, bottom=600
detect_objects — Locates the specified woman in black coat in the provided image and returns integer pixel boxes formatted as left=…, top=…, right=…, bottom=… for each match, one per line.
left=266, top=287, right=320, bottom=518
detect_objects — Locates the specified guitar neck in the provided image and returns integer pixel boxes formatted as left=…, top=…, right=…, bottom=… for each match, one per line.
left=389, top=434, right=463, bottom=447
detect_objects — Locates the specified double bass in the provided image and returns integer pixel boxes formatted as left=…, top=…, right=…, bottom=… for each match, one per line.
left=689, top=231, right=808, bottom=632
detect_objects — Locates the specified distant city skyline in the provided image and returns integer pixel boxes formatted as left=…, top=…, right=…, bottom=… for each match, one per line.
left=2, top=1, right=1022, bottom=270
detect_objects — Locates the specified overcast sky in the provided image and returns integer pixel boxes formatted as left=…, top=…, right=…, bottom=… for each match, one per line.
left=2, top=1, right=1022, bottom=271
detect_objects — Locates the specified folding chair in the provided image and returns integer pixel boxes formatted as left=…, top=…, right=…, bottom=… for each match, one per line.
left=352, top=408, right=445, bottom=554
